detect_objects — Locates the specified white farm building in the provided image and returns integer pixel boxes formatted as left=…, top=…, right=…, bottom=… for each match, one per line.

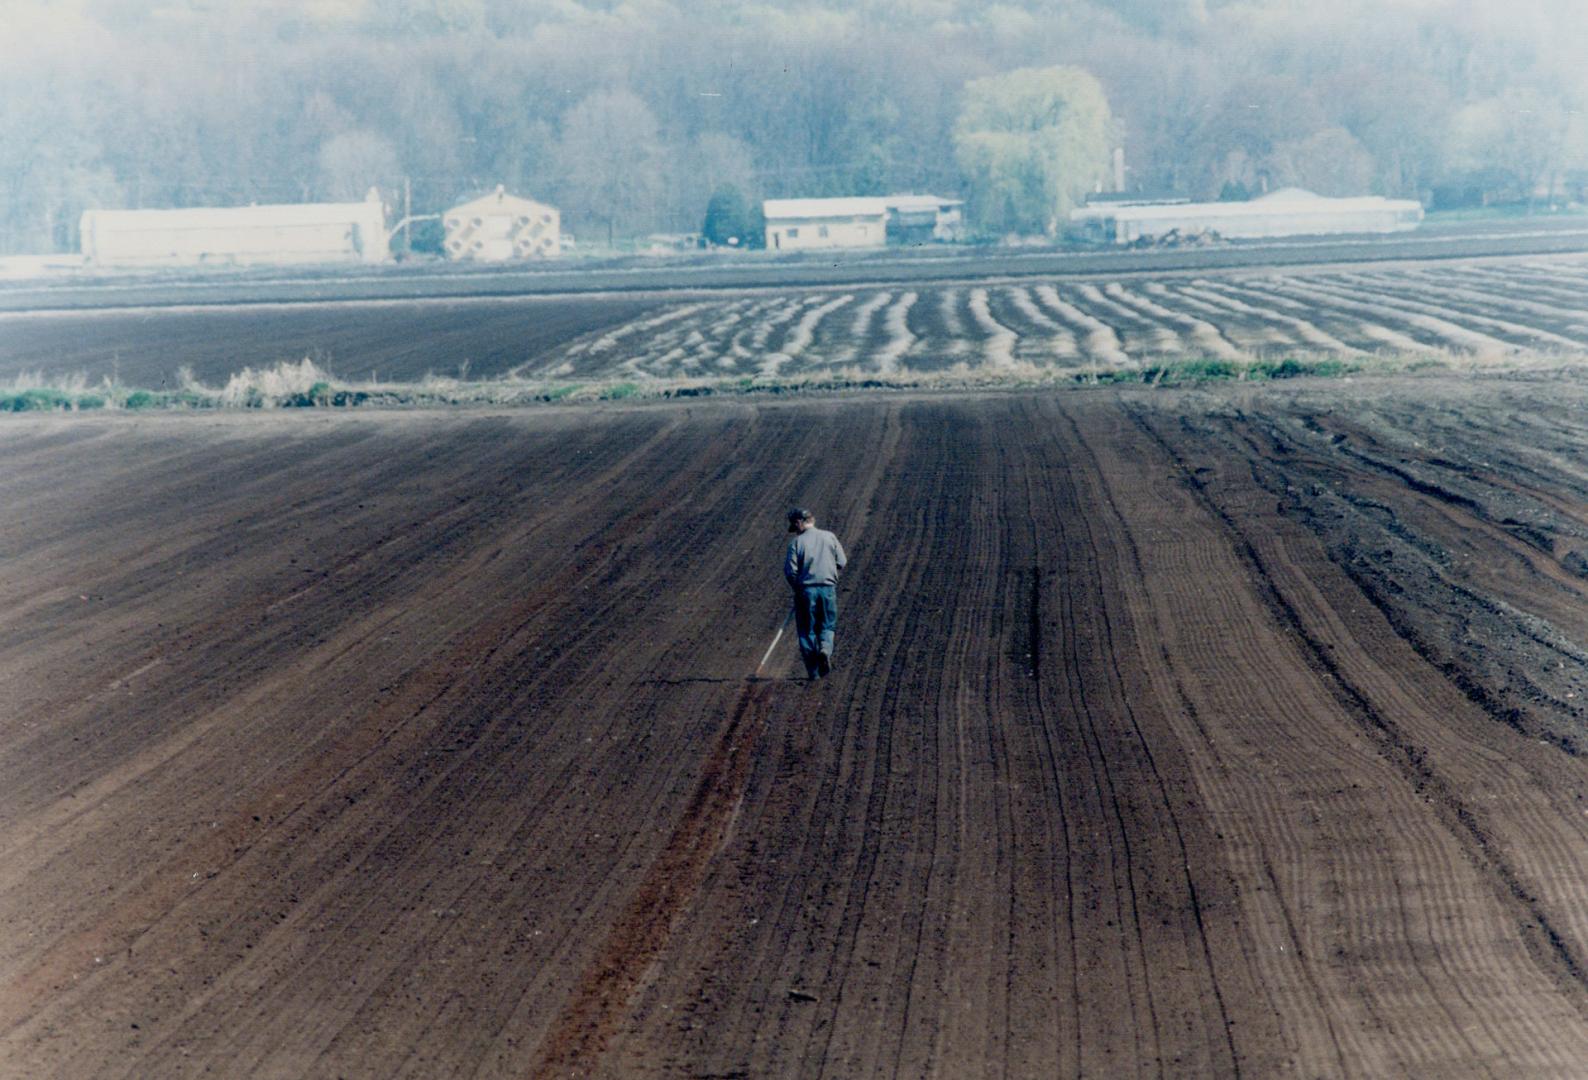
left=763, top=195, right=966, bottom=251
left=444, top=186, right=560, bottom=261
left=763, top=198, right=889, bottom=251
left=1069, top=188, right=1424, bottom=244
left=79, top=190, right=388, bottom=267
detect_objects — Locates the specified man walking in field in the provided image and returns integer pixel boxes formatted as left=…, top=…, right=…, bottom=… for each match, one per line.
left=785, top=507, right=847, bottom=680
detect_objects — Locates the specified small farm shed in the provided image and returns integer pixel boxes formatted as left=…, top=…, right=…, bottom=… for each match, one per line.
left=763, top=198, right=888, bottom=251
left=79, top=189, right=388, bottom=267
left=1068, top=188, right=1424, bottom=244
left=444, top=186, right=560, bottom=261
left=885, top=195, right=964, bottom=245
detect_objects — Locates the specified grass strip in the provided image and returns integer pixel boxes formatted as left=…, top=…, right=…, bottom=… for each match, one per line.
left=0, top=351, right=1487, bottom=415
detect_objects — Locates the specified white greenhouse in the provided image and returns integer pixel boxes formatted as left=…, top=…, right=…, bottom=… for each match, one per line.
left=1069, top=188, right=1424, bottom=244
left=79, top=189, right=389, bottom=266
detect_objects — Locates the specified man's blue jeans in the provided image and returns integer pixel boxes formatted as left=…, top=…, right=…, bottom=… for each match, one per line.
left=794, top=584, right=837, bottom=676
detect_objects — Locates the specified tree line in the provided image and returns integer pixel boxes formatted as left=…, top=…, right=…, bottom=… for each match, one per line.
left=3, top=0, right=1585, bottom=255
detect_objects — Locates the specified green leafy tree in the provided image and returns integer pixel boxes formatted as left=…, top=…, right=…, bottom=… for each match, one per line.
left=701, top=185, right=752, bottom=247
left=953, top=66, right=1113, bottom=237
left=746, top=201, right=767, bottom=249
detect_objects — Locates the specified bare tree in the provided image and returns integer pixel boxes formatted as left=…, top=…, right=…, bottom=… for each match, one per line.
left=317, top=131, right=401, bottom=202
left=552, top=88, right=668, bottom=245
left=1267, top=127, right=1376, bottom=196
left=5, top=0, right=1587, bottom=256
left=1447, top=87, right=1573, bottom=206
left=665, top=132, right=756, bottom=233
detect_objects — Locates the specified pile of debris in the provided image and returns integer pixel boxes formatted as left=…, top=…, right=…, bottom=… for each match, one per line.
left=1129, top=227, right=1223, bottom=249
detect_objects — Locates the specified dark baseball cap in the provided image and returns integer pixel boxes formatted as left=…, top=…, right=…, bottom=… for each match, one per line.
left=787, top=506, right=812, bottom=530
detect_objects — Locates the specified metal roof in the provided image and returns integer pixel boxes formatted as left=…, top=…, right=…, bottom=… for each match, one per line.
left=80, top=197, right=383, bottom=230
left=448, top=185, right=556, bottom=217
left=763, top=197, right=889, bottom=220
left=1070, top=192, right=1422, bottom=223
left=883, top=194, right=963, bottom=212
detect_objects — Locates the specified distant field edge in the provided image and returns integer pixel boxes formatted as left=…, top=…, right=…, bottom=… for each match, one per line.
left=7, top=226, right=1588, bottom=314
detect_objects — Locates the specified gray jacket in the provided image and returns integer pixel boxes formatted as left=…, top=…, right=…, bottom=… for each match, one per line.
left=785, top=527, right=847, bottom=589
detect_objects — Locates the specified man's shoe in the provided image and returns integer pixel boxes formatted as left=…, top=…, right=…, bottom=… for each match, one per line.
left=816, top=651, right=831, bottom=677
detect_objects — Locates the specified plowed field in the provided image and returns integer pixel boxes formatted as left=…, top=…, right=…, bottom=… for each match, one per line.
left=8, top=378, right=1588, bottom=1077
left=10, top=255, right=1588, bottom=391
left=524, top=259, right=1588, bottom=380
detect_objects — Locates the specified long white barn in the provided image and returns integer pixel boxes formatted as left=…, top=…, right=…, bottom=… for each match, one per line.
left=1070, top=188, right=1423, bottom=244
left=80, top=190, right=389, bottom=267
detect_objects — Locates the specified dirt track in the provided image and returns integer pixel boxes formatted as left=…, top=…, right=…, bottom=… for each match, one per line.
left=9, top=380, right=1588, bottom=1075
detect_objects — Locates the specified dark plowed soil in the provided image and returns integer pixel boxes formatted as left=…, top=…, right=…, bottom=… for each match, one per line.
left=9, top=378, right=1588, bottom=1076
left=0, top=295, right=661, bottom=386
